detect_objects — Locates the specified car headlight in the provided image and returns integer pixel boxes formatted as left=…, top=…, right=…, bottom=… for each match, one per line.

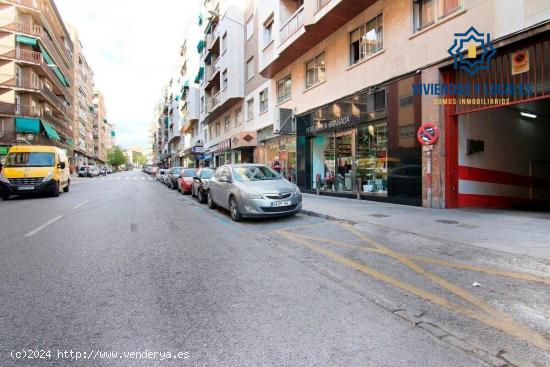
left=0, top=171, right=9, bottom=184
left=42, top=171, right=54, bottom=183
left=292, top=185, right=301, bottom=195
left=241, top=191, right=263, bottom=199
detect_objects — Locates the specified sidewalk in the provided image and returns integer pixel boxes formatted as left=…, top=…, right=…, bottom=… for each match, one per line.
left=301, top=193, right=550, bottom=260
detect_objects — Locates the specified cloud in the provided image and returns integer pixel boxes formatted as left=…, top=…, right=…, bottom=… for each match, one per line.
left=55, top=0, right=197, bottom=149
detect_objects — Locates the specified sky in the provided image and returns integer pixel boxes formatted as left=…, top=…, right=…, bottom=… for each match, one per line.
left=55, top=0, right=198, bottom=150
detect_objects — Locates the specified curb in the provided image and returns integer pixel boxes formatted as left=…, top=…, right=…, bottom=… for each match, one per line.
left=301, top=209, right=358, bottom=225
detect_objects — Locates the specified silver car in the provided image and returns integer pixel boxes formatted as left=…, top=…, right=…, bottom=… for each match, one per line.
left=206, top=164, right=302, bottom=221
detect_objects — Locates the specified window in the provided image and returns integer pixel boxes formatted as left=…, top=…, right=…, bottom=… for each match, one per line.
left=235, top=108, right=242, bottom=127
left=277, top=75, right=292, bottom=103
left=246, top=57, right=254, bottom=80
left=15, top=66, right=22, bottom=86
left=246, top=16, right=254, bottom=40
left=305, top=52, right=325, bottom=89
left=224, top=115, right=231, bottom=132
left=201, top=96, right=205, bottom=112
left=0, top=119, right=4, bottom=137
left=264, top=16, right=273, bottom=46
left=222, top=69, right=228, bottom=90
left=215, top=122, right=221, bottom=136
left=246, top=98, right=254, bottom=120
left=350, top=14, right=383, bottom=65
left=413, top=0, right=462, bottom=32
left=15, top=94, right=20, bottom=114
left=259, top=88, right=268, bottom=113
left=221, top=32, right=227, bottom=53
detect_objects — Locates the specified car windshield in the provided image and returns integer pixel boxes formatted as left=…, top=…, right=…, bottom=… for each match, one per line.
left=5, top=152, right=55, bottom=167
left=182, top=169, right=196, bottom=177
left=172, top=167, right=182, bottom=175
left=232, top=166, right=281, bottom=182
left=200, top=170, right=214, bottom=179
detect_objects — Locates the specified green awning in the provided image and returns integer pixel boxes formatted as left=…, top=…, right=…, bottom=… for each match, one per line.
left=164, top=116, right=169, bottom=128
left=41, top=121, right=60, bottom=141
left=38, top=44, right=69, bottom=87
left=16, top=35, right=37, bottom=46
left=198, top=14, right=203, bottom=26
left=67, top=138, right=74, bottom=146
left=88, top=106, right=94, bottom=112
left=175, top=95, right=180, bottom=101
left=0, top=146, right=8, bottom=155
left=15, top=117, right=40, bottom=134
left=196, top=40, right=205, bottom=53
left=111, top=131, right=115, bottom=137
left=103, top=118, right=108, bottom=124
left=184, top=80, right=190, bottom=88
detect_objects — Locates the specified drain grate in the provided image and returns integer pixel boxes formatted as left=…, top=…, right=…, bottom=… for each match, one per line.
left=370, top=213, right=390, bottom=218
left=436, top=219, right=460, bottom=224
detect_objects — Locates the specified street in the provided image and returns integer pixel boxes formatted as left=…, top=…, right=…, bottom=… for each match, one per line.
left=0, top=170, right=548, bottom=366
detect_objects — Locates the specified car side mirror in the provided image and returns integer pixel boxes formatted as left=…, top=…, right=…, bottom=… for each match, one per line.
left=58, top=162, right=66, bottom=169
left=219, top=176, right=229, bottom=183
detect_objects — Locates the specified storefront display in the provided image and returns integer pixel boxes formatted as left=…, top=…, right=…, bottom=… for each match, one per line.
left=296, top=75, right=422, bottom=204
left=256, top=126, right=296, bottom=183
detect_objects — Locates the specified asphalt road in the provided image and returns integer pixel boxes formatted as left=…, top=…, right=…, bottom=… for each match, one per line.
left=0, top=171, right=548, bottom=366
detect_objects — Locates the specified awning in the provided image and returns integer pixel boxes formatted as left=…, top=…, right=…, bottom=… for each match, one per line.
left=0, top=146, right=8, bottom=155
left=103, top=118, right=108, bottom=124
left=204, top=51, right=212, bottom=64
left=183, top=80, right=189, bottom=88
left=196, top=40, right=205, bottom=53
left=67, top=138, right=74, bottom=146
left=15, top=117, right=40, bottom=134
left=16, top=35, right=37, bottom=46
left=164, top=116, right=169, bottom=128
left=41, top=121, right=60, bottom=141
left=194, top=67, right=205, bottom=83
left=88, top=106, right=94, bottom=112
left=198, top=14, right=203, bottom=26
left=38, top=44, right=69, bottom=87
left=111, top=131, right=115, bottom=137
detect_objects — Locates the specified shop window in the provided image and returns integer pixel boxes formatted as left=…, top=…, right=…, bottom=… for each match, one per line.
left=277, top=75, right=292, bottom=103
left=235, top=108, right=242, bottom=127
left=413, top=0, right=462, bottom=32
left=247, top=98, right=254, bottom=120
left=305, top=52, right=325, bottom=89
left=350, top=14, right=383, bottom=65
left=355, top=122, right=388, bottom=195
left=259, top=88, right=268, bottom=113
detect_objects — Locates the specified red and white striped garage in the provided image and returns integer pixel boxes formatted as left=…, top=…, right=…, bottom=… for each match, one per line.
left=443, top=33, right=550, bottom=209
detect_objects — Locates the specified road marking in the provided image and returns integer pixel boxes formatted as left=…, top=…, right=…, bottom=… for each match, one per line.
left=72, top=200, right=89, bottom=209
left=24, top=215, right=64, bottom=238
left=278, top=227, right=550, bottom=351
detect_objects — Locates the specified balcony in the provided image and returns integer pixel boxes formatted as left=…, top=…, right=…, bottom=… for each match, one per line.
left=261, top=0, right=376, bottom=78
left=280, top=6, right=305, bottom=44
left=0, top=102, right=39, bottom=117
left=41, top=109, right=72, bottom=138
left=204, top=63, right=220, bottom=90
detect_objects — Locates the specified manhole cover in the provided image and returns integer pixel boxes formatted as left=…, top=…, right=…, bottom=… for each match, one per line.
left=436, top=219, right=460, bottom=224
left=370, top=214, right=390, bottom=218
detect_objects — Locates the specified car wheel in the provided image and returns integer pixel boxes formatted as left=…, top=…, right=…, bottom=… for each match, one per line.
left=200, top=191, right=207, bottom=204
left=51, top=181, right=60, bottom=197
left=229, top=197, right=242, bottom=222
left=63, top=180, right=70, bottom=192
left=207, top=191, right=217, bottom=209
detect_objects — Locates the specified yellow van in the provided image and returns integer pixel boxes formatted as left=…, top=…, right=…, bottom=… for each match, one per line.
left=0, top=145, right=70, bottom=200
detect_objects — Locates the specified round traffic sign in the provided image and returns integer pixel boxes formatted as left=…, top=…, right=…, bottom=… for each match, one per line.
left=417, top=123, right=439, bottom=146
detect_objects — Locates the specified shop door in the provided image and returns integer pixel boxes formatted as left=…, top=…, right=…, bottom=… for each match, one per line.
left=335, top=131, right=353, bottom=191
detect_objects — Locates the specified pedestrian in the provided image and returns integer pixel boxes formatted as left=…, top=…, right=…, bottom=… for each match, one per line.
left=272, top=159, right=281, bottom=173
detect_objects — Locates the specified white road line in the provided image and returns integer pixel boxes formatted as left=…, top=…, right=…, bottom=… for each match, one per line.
left=24, top=215, right=64, bottom=238
left=133, top=177, right=138, bottom=180
left=72, top=200, right=89, bottom=209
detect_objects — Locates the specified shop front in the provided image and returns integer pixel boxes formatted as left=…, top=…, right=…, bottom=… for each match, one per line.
left=296, top=75, right=422, bottom=205
left=256, top=125, right=297, bottom=183
left=210, top=138, right=231, bottom=167
left=231, top=131, right=257, bottom=164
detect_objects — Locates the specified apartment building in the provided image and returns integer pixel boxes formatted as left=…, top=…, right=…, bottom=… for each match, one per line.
left=92, top=89, right=108, bottom=163
left=251, top=0, right=550, bottom=209
left=178, top=36, right=202, bottom=168
left=0, top=0, right=74, bottom=161
left=68, top=25, right=95, bottom=168
left=199, top=0, right=249, bottom=167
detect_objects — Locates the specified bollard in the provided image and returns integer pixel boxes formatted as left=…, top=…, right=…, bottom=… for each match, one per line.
left=356, top=178, right=362, bottom=200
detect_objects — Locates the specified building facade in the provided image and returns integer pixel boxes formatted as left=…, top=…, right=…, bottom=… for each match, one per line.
left=0, top=0, right=74, bottom=162
left=92, top=89, right=108, bottom=163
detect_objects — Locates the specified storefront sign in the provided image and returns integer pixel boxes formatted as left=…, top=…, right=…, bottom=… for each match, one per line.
left=417, top=123, right=439, bottom=146
left=210, top=139, right=231, bottom=153
left=232, top=131, right=257, bottom=149
left=511, top=49, right=529, bottom=75
left=191, top=146, right=204, bottom=153
left=305, top=116, right=351, bottom=135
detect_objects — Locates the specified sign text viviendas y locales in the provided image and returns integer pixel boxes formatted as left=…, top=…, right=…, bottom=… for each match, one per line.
left=411, top=82, right=533, bottom=97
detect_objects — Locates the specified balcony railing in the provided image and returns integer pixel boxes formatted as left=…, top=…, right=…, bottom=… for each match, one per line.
left=280, top=6, right=304, bottom=44
left=0, top=102, right=39, bottom=116
left=0, top=75, right=40, bottom=90
left=41, top=109, right=71, bottom=137
left=40, top=83, right=72, bottom=116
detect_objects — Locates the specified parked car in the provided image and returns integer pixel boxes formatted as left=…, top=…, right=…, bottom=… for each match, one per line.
left=167, top=167, right=183, bottom=190
left=89, top=166, right=100, bottom=177
left=77, top=165, right=89, bottom=177
left=177, top=168, right=197, bottom=194
left=191, top=168, right=214, bottom=203
left=106, top=166, right=114, bottom=174
left=99, top=166, right=107, bottom=176
left=156, top=169, right=167, bottom=182
left=162, top=168, right=172, bottom=186
left=206, top=164, right=302, bottom=221
left=387, top=165, right=422, bottom=197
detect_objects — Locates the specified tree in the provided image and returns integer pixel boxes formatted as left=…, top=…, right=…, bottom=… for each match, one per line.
left=135, top=154, right=147, bottom=166
left=107, top=146, right=127, bottom=170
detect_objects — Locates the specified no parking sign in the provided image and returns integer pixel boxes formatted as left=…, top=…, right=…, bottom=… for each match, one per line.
left=417, top=123, right=439, bottom=146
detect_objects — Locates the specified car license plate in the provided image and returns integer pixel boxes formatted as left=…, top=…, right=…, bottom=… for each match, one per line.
left=18, top=186, right=34, bottom=191
left=272, top=200, right=291, bottom=207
